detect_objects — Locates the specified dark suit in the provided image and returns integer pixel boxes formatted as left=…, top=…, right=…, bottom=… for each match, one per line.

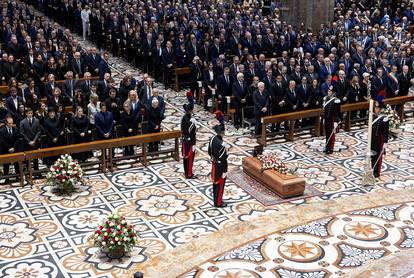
left=0, top=126, right=20, bottom=176
left=162, top=48, right=174, bottom=88
left=95, top=111, right=114, bottom=139
left=20, top=117, right=42, bottom=170
left=5, top=96, right=23, bottom=116
left=216, top=74, right=233, bottom=112
left=70, top=59, right=86, bottom=78
left=87, top=54, right=101, bottom=76
left=232, top=81, right=248, bottom=126
left=98, top=59, right=111, bottom=80
left=62, top=79, right=78, bottom=104
left=253, top=89, right=269, bottom=135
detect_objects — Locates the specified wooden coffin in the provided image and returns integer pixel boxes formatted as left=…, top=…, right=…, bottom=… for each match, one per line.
left=242, top=157, right=305, bottom=198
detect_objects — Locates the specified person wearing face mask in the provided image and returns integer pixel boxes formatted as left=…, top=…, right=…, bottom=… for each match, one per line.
left=208, top=124, right=228, bottom=207
left=181, top=103, right=196, bottom=179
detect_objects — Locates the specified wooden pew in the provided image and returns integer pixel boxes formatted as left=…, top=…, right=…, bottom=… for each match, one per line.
left=259, top=108, right=322, bottom=146
left=21, top=130, right=181, bottom=184
left=259, top=95, right=414, bottom=146
left=0, top=152, right=25, bottom=186
left=0, top=76, right=100, bottom=97
left=174, top=67, right=191, bottom=91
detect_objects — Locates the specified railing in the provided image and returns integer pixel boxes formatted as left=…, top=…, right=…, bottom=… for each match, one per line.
left=0, top=130, right=181, bottom=185
left=259, top=95, right=414, bottom=146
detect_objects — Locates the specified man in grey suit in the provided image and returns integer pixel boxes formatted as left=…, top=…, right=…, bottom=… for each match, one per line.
left=19, top=108, right=42, bottom=172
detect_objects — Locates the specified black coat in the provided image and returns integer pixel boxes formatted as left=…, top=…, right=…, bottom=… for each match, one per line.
left=208, top=134, right=228, bottom=182
left=0, top=126, right=19, bottom=153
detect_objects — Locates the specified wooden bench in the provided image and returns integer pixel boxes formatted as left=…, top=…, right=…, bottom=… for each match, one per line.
left=259, top=95, right=414, bottom=146
left=174, top=67, right=191, bottom=91
left=0, top=152, right=25, bottom=186
left=0, top=76, right=100, bottom=96
left=3, top=129, right=181, bottom=185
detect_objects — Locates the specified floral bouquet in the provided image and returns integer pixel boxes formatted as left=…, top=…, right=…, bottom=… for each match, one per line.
left=46, top=154, right=84, bottom=195
left=383, top=104, right=400, bottom=131
left=257, top=152, right=293, bottom=175
left=91, top=213, right=138, bottom=258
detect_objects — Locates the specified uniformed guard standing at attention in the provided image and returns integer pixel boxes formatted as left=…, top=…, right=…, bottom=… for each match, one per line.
left=323, top=86, right=341, bottom=154
left=208, top=124, right=228, bottom=207
left=181, top=103, right=196, bottom=179
left=371, top=100, right=389, bottom=177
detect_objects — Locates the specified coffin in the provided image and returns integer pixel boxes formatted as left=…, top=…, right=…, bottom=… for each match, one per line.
left=242, top=157, right=305, bottom=198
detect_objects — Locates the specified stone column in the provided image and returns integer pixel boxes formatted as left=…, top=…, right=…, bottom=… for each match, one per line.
left=278, top=0, right=335, bottom=32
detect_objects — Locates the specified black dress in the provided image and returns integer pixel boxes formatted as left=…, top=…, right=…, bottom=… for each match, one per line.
left=120, top=111, right=137, bottom=155
left=43, top=116, right=64, bottom=166
left=70, top=115, right=92, bottom=162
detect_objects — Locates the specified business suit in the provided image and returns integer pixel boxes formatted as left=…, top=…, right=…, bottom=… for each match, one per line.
left=203, top=69, right=216, bottom=110
left=0, top=125, right=20, bottom=178
left=147, top=106, right=162, bottom=152
left=20, top=117, right=42, bottom=170
left=253, top=89, right=269, bottom=135
left=70, top=115, right=91, bottom=162
left=162, top=48, right=174, bottom=88
left=5, top=96, right=23, bottom=116
left=62, top=79, right=79, bottom=104
left=95, top=111, right=114, bottom=140
left=87, top=53, right=101, bottom=76
left=232, top=80, right=248, bottom=127
left=98, top=59, right=111, bottom=80
left=216, top=74, right=233, bottom=113
left=70, top=59, right=86, bottom=78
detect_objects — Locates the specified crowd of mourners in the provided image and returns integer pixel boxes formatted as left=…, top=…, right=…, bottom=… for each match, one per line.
left=0, top=0, right=414, bottom=180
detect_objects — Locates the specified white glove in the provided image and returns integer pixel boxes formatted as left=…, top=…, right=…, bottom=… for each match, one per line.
left=334, top=122, right=338, bottom=129
left=223, top=142, right=230, bottom=150
left=383, top=143, right=387, bottom=149
left=190, top=118, right=196, bottom=124
left=222, top=172, right=227, bottom=178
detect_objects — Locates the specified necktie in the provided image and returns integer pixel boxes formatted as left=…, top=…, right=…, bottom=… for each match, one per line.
left=8, top=127, right=11, bottom=135
left=29, top=119, right=32, bottom=126
left=226, top=76, right=229, bottom=84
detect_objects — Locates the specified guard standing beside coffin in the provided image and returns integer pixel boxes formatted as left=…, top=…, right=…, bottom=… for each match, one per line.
left=371, top=100, right=389, bottom=177
left=208, top=125, right=228, bottom=207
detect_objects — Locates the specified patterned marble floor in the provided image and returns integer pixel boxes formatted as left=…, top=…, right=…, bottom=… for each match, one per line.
left=180, top=201, right=414, bottom=278
left=2, top=13, right=414, bottom=276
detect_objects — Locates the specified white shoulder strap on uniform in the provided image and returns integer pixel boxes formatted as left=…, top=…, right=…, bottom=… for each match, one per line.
left=323, top=97, right=335, bottom=109
left=372, top=115, right=383, bottom=125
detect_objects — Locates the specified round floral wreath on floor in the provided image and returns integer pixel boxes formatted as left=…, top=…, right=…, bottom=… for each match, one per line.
left=46, top=154, right=84, bottom=195
left=91, top=213, right=139, bottom=259
left=257, top=152, right=294, bottom=175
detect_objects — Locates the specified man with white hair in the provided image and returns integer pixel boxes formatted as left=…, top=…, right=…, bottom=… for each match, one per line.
left=253, top=82, right=269, bottom=135
left=147, top=97, right=162, bottom=152
left=232, top=72, right=248, bottom=128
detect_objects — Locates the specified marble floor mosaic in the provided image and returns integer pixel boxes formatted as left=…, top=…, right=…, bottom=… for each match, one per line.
left=180, top=201, right=414, bottom=278
left=2, top=7, right=414, bottom=276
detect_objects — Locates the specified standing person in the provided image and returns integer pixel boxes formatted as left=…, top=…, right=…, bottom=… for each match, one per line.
left=208, top=125, right=228, bottom=208
left=147, top=98, right=162, bottom=152
left=371, top=101, right=389, bottom=178
left=232, top=72, right=248, bottom=128
left=181, top=104, right=196, bottom=179
left=323, top=86, right=341, bottom=154
left=0, top=116, right=20, bottom=184
left=253, top=82, right=269, bottom=135
left=81, top=5, right=91, bottom=41
left=19, top=108, right=42, bottom=175
left=70, top=106, right=92, bottom=162
left=43, top=107, right=64, bottom=166
left=120, top=101, right=137, bottom=156
left=94, top=103, right=113, bottom=140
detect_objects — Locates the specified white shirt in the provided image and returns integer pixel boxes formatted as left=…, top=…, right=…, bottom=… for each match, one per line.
left=81, top=9, right=91, bottom=23
left=87, top=102, right=100, bottom=124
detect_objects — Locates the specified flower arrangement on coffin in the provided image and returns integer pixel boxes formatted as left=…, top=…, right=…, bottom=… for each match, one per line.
left=257, top=152, right=294, bottom=175
left=46, top=154, right=84, bottom=195
left=91, top=213, right=138, bottom=259
left=383, top=104, right=401, bottom=134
